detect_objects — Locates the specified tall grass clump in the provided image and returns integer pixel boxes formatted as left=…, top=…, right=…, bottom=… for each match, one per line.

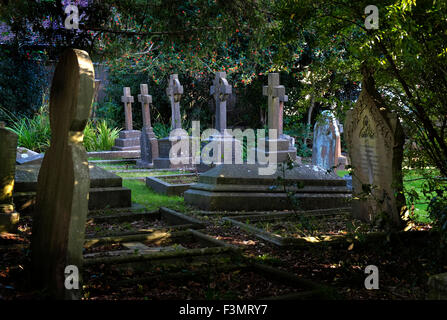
left=83, top=120, right=121, bottom=151
left=2, top=105, right=51, bottom=153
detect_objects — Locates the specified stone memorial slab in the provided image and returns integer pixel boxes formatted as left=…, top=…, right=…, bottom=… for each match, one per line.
left=16, top=147, right=44, bottom=165
left=344, top=66, right=405, bottom=227
left=31, top=48, right=94, bottom=299
left=14, top=164, right=131, bottom=212
left=184, top=163, right=351, bottom=211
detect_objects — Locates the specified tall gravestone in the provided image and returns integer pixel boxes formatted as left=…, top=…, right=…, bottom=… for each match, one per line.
left=312, top=110, right=347, bottom=171
left=31, top=48, right=95, bottom=299
left=344, top=66, right=405, bottom=227
left=200, top=71, right=241, bottom=166
left=210, top=72, right=232, bottom=134
left=153, top=74, right=192, bottom=169
left=112, top=87, right=140, bottom=151
left=0, top=122, right=20, bottom=233
left=136, top=84, right=159, bottom=168
left=254, top=73, right=297, bottom=163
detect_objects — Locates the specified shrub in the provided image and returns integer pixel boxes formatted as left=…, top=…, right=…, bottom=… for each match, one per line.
left=153, top=122, right=171, bottom=139
left=5, top=105, right=51, bottom=153
left=83, top=120, right=121, bottom=151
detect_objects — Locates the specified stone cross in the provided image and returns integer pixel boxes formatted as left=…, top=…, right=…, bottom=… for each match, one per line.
left=0, top=121, right=19, bottom=233
left=263, top=73, right=288, bottom=137
left=121, top=87, right=134, bottom=131
left=138, top=84, right=153, bottom=128
left=166, top=74, right=183, bottom=129
left=136, top=84, right=159, bottom=167
left=31, top=48, right=95, bottom=299
left=210, top=71, right=232, bottom=133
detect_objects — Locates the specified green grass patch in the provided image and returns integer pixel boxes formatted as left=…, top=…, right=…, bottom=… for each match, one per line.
left=336, top=170, right=349, bottom=178
left=117, top=170, right=185, bottom=178
left=122, top=179, right=186, bottom=212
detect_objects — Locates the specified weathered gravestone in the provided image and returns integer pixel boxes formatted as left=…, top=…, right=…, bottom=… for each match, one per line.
left=31, top=49, right=94, bottom=299
left=112, top=87, right=141, bottom=151
left=254, top=73, right=297, bottom=163
left=153, top=74, right=193, bottom=169
left=211, top=71, right=232, bottom=134
left=201, top=72, right=241, bottom=167
left=0, top=122, right=20, bottom=233
left=136, top=84, right=159, bottom=168
left=344, top=66, right=405, bottom=227
left=312, top=110, right=347, bottom=171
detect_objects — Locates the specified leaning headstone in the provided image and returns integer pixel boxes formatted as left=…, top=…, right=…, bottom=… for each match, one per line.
left=112, top=87, right=140, bottom=151
left=344, top=66, right=405, bottom=227
left=31, top=48, right=95, bottom=299
left=254, top=73, right=297, bottom=163
left=136, top=84, right=159, bottom=168
left=153, top=74, right=192, bottom=169
left=312, top=110, right=347, bottom=171
left=0, top=122, right=20, bottom=233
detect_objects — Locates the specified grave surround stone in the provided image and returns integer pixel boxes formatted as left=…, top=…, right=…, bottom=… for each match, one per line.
left=16, top=147, right=44, bottom=165
left=184, top=163, right=351, bottom=211
left=30, top=48, right=94, bottom=299
left=14, top=164, right=132, bottom=212
left=136, top=84, right=159, bottom=168
left=344, top=66, right=405, bottom=226
left=112, top=87, right=140, bottom=151
left=312, top=110, right=347, bottom=171
left=0, top=122, right=20, bottom=233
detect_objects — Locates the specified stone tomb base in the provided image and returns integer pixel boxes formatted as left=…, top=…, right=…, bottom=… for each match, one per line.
left=14, top=164, right=132, bottom=212
left=153, top=137, right=194, bottom=169
left=253, top=137, right=297, bottom=163
left=112, top=130, right=141, bottom=151
left=184, top=163, right=351, bottom=211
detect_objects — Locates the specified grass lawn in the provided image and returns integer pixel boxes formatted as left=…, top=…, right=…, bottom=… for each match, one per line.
left=122, top=179, right=187, bottom=212
left=116, top=170, right=186, bottom=178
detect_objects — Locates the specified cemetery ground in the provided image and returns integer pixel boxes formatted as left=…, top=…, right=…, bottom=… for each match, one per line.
left=0, top=158, right=445, bottom=300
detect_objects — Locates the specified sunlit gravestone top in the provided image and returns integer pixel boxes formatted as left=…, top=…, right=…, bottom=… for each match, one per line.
left=31, top=48, right=94, bottom=299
